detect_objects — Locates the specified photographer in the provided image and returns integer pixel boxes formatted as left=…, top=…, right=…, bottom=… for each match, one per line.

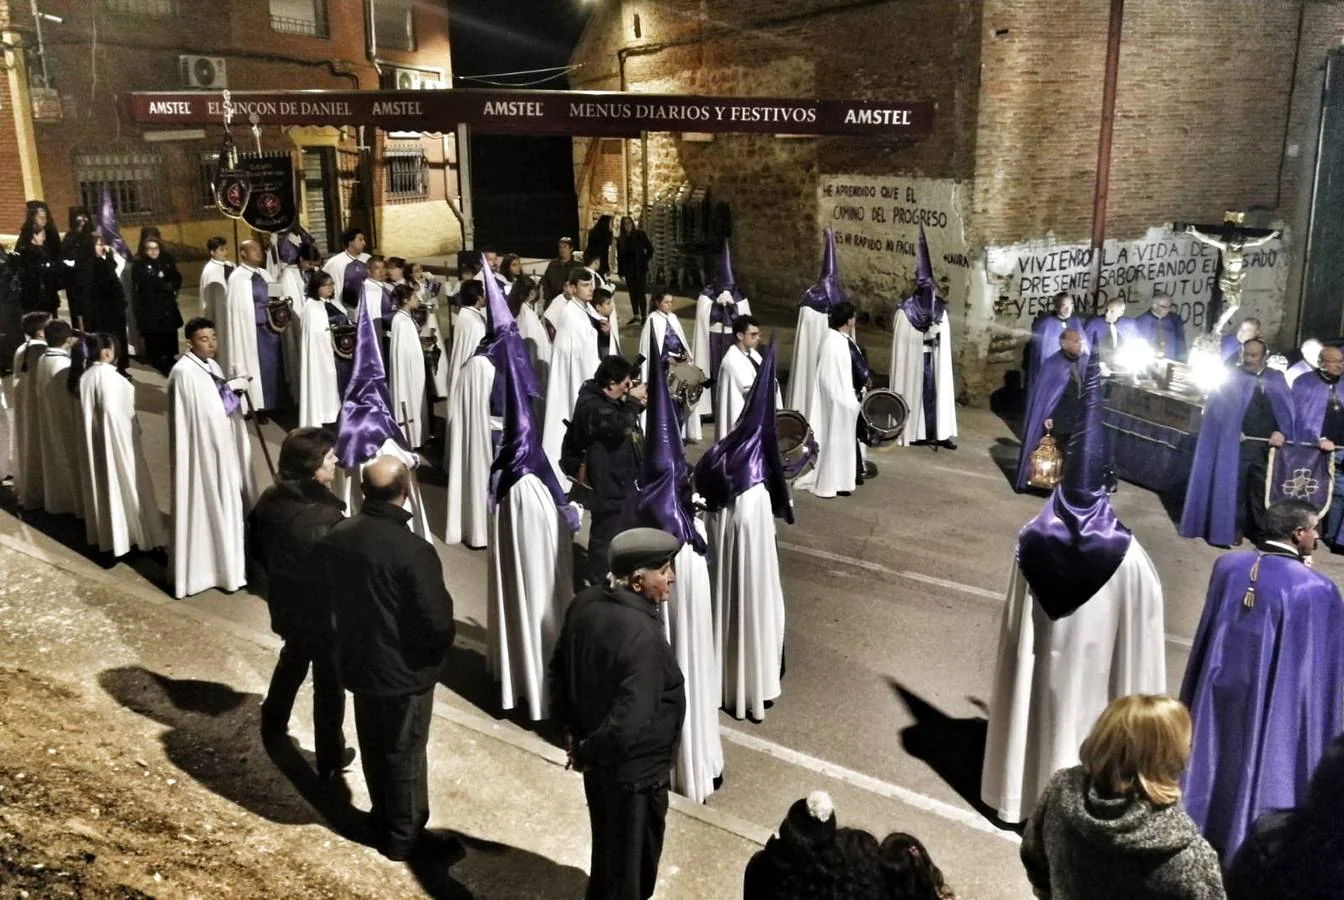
left=562, top=355, right=647, bottom=586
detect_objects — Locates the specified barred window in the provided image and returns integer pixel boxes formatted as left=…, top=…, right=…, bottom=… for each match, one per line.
left=75, top=152, right=166, bottom=222
left=198, top=151, right=220, bottom=210
left=270, top=0, right=329, bottom=37
left=385, top=147, right=428, bottom=200
left=373, top=0, right=416, bottom=52
left=103, top=0, right=178, bottom=15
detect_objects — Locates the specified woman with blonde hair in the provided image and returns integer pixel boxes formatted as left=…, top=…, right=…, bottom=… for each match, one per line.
left=1020, top=695, right=1226, bottom=899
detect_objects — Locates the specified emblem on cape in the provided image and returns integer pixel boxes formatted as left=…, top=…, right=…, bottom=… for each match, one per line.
left=411, top=305, right=429, bottom=329
left=1266, top=444, right=1334, bottom=514
left=420, top=330, right=442, bottom=370
left=256, top=192, right=282, bottom=218
left=214, top=168, right=252, bottom=220
left=331, top=323, right=358, bottom=360
left=265, top=297, right=294, bottom=334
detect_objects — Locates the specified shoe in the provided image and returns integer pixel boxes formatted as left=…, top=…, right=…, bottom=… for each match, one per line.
left=936, top=439, right=957, bottom=450
left=863, top=461, right=879, bottom=479
left=318, top=746, right=357, bottom=781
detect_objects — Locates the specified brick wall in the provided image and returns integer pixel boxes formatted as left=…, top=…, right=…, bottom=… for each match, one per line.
left=0, top=0, right=29, bottom=228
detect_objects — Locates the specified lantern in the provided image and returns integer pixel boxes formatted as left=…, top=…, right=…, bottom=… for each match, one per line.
left=1028, top=433, right=1064, bottom=490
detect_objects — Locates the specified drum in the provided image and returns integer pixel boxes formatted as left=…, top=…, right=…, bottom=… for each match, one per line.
left=859, top=388, right=909, bottom=448
left=668, top=361, right=708, bottom=407
left=776, top=409, right=818, bottom=481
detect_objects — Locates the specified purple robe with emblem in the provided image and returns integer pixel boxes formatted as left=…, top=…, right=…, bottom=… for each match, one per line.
left=1083, top=315, right=1137, bottom=357
left=1179, top=368, right=1295, bottom=547
left=1180, top=549, right=1344, bottom=861
left=1029, top=314, right=1084, bottom=386
left=250, top=272, right=287, bottom=410
left=1134, top=310, right=1188, bottom=361
left=1015, top=352, right=1087, bottom=491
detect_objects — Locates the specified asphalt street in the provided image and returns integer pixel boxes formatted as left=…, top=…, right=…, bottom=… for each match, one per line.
left=6, top=286, right=1335, bottom=899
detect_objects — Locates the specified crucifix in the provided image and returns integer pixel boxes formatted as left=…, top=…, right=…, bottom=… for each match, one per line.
left=1182, top=211, right=1280, bottom=336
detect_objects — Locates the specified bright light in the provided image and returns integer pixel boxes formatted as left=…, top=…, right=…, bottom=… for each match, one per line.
left=1187, top=346, right=1229, bottom=394
left=1113, top=338, right=1155, bottom=376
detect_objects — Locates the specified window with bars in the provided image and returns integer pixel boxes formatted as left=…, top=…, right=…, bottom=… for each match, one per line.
left=198, top=151, right=220, bottom=210
left=385, top=147, right=428, bottom=200
left=270, top=0, right=329, bottom=37
left=75, top=152, right=166, bottom=222
left=373, top=0, right=416, bottom=52
left=103, top=0, right=178, bottom=15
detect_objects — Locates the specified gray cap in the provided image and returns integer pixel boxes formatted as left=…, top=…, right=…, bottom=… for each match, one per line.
left=608, top=527, right=683, bottom=578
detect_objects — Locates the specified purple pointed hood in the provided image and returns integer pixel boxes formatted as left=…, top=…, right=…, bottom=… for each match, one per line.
left=334, top=289, right=409, bottom=469
left=900, top=226, right=946, bottom=331
left=800, top=227, right=846, bottom=313
left=705, top=238, right=745, bottom=303
left=492, top=321, right=580, bottom=532
left=693, top=338, right=794, bottom=523
left=474, top=258, right=540, bottom=402
left=619, top=328, right=707, bottom=552
left=97, top=188, right=130, bottom=258
left=276, top=224, right=317, bottom=265
left=915, top=224, right=935, bottom=286
left=1017, top=349, right=1132, bottom=620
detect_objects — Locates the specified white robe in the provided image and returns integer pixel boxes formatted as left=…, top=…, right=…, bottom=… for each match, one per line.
left=487, top=472, right=576, bottom=720
left=542, top=298, right=602, bottom=472
left=693, top=291, right=751, bottom=420
left=35, top=350, right=86, bottom=518
left=542, top=292, right=568, bottom=330
left=445, top=355, right=496, bottom=548
left=890, top=311, right=957, bottom=444
left=518, top=300, right=553, bottom=380
left=708, top=482, right=786, bottom=721
left=218, top=264, right=268, bottom=409
left=787, top=306, right=829, bottom=421
left=796, top=330, right=861, bottom=498
left=321, top=250, right=368, bottom=300
left=80, top=362, right=166, bottom=556
left=664, top=532, right=724, bottom=803
left=714, top=344, right=763, bottom=435
left=278, top=263, right=308, bottom=395
left=445, top=306, right=487, bottom=428
left=639, top=311, right=702, bottom=443
left=167, top=353, right=254, bottom=599
left=334, top=438, right=433, bottom=542
left=199, top=257, right=231, bottom=317
left=0, top=360, right=12, bottom=480
left=298, top=300, right=341, bottom=427
left=388, top=310, right=428, bottom=448
left=980, top=540, right=1168, bottom=824
left=11, top=340, right=46, bottom=508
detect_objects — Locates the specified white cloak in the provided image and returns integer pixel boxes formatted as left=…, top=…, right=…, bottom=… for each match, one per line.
left=787, top=306, right=829, bottom=421
left=486, top=472, right=576, bottom=720
left=890, top=312, right=957, bottom=444
left=517, top=301, right=553, bottom=381
left=0, top=360, right=12, bottom=480
left=542, top=292, right=568, bottom=329
left=218, top=264, right=268, bottom=409
left=796, top=330, right=861, bottom=498
left=167, top=353, right=254, bottom=599
left=693, top=291, right=751, bottom=419
left=542, top=298, right=602, bottom=472
left=334, top=438, right=433, bottom=542
left=445, top=355, right=497, bottom=548
left=445, top=306, right=487, bottom=428
left=199, top=257, right=231, bottom=317
left=715, top=344, right=763, bottom=435
left=35, top=350, right=86, bottom=518
left=278, top=263, right=308, bottom=395
left=11, top=340, right=46, bottom=508
left=388, top=310, right=428, bottom=448
left=298, top=300, right=341, bottom=427
left=80, top=362, right=166, bottom=556
left=423, top=312, right=450, bottom=400
left=639, top=310, right=701, bottom=443
left=980, top=540, right=1168, bottom=824
left=321, top=250, right=368, bottom=301
left=664, top=531, right=724, bottom=803
left=708, top=482, right=786, bottom=721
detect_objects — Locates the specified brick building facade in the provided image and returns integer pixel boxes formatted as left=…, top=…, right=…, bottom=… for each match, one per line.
left=1, top=0, right=462, bottom=269
left=571, top=0, right=1344, bottom=400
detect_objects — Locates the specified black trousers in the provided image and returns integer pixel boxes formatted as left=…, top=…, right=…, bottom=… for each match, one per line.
left=583, top=773, right=669, bottom=900
left=587, top=511, right=622, bottom=587
left=626, top=275, right=648, bottom=320
left=260, top=637, right=347, bottom=773
left=353, top=687, right=435, bottom=859
left=1238, top=443, right=1271, bottom=542
left=141, top=330, right=178, bottom=370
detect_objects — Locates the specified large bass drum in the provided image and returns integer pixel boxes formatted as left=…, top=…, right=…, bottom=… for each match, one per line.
left=859, top=388, right=909, bottom=448
left=776, top=409, right=818, bottom=481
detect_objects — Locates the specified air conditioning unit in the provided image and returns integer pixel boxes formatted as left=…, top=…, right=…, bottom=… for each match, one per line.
left=180, top=55, right=228, bottom=89
left=390, top=67, right=421, bottom=91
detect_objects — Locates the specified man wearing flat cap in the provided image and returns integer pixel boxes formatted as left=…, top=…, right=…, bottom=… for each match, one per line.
left=547, top=527, right=687, bottom=900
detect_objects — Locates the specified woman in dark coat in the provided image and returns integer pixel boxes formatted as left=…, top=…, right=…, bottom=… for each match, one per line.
left=585, top=214, right=614, bottom=278
left=15, top=201, right=61, bottom=315
left=61, top=207, right=95, bottom=327
left=85, top=233, right=130, bottom=374
left=131, top=235, right=183, bottom=374
left=616, top=215, right=655, bottom=323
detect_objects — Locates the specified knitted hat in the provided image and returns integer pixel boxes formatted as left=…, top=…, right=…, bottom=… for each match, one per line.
left=779, top=790, right=836, bottom=847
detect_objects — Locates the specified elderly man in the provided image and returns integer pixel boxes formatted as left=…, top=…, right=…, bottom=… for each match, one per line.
left=1083, top=297, right=1137, bottom=370
left=548, top=527, right=687, bottom=900
left=1222, top=317, right=1262, bottom=364
left=1135, top=290, right=1187, bottom=362
left=320, top=456, right=456, bottom=861
left=220, top=239, right=285, bottom=412
left=1029, top=292, right=1084, bottom=386
left=1016, top=329, right=1088, bottom=492
left=1290, top=345, right=1344, bottom=548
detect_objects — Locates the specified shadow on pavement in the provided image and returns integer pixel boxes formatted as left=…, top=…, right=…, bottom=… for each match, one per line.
left=436, top=643, right=567, bottom=749
left=889, top=680, right=999, bottom=823
left=988, top=437, right=1025, bottom=489
left=407, top=827, right=589, bottom=900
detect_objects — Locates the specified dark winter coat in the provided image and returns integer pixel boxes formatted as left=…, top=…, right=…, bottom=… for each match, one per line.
left=318, top=500, right=455, bottom=697
left=563, top=380, right=643, bottom=515
left=247, top=478, right=347, bottom=643
left=17, top=241, right=60, bottom=314
left=1021, top=767, right=1226, bottom=900
left=547, top=584, right=685, bottom=785
left=616, top=229, right=654, bottom=284
left=87, top=253, right=127, bottom=331
left=131, top=256, right=184, bottom=335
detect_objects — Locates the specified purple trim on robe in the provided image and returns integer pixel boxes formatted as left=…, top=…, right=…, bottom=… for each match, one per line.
left=705, top=297, right=742, bottom=382
left=1029, top=314, right=1084, bottom=385
left=333, top=292, right=408, bottom=470
left=475, top=268, right=540, bottom=419
left=1015, top=352, right=1086, bottom=491
left=922, top=351, right=937, bottom=439
left=1290, top=371, right=1339, bottom=443
left=847, top=334, right=871, bottom=395
left=660, top=325, right=686, bottom=361
left=192, top=354, right=242, bottom=418
left=275, top=225, right=315, bottom=265
left=1134, top=310, right=1188, bottom=361
left=97, top=187, right=131, bottom=258
left=1083, top=315, right=1137, bottom=353
left=1179, top=368, right=1295, bottom=546
left=325, top=301, right=353, bottom=398
left=1179, top=550, right=1344, bottom=861
left=251, top=272, right=285, bottom=410
left=341, top=258, right=368, bottom=310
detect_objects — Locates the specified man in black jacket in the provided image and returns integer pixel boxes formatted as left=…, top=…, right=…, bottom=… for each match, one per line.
left=548, top=527, right=687, bottom=900
left=319, top=456, right=456, bottom=860
left=247, top=427, right=352, bottom=782
left=562, top=355, right=647, bottom=586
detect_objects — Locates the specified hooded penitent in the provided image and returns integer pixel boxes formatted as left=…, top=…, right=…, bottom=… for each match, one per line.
left=800, top=228, right=845, bottom=314
left=334, top=289, right=408, bottom=470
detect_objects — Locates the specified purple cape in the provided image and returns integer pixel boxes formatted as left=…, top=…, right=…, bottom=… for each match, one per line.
left=1179, top=550, right=1344, bottom=861
left=1179, top=368, right=1294, bottom=546
left=1134, top=310, right=1188, bottom=361
left=474, top=264, right=540, bottom=416
left=1083, top=315, right=1137, bottom=352
left=1029, top=314, right=1085, bottom=385
left=1015, top=352, right=1086, bottom=491
left=250, top=272, right=285, bottom=410
left=1220, top=334, right=1241, bottom=362
left=333, top=289, right=407, bottom=469
left=1289, top=371, right=1339, bottom=443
